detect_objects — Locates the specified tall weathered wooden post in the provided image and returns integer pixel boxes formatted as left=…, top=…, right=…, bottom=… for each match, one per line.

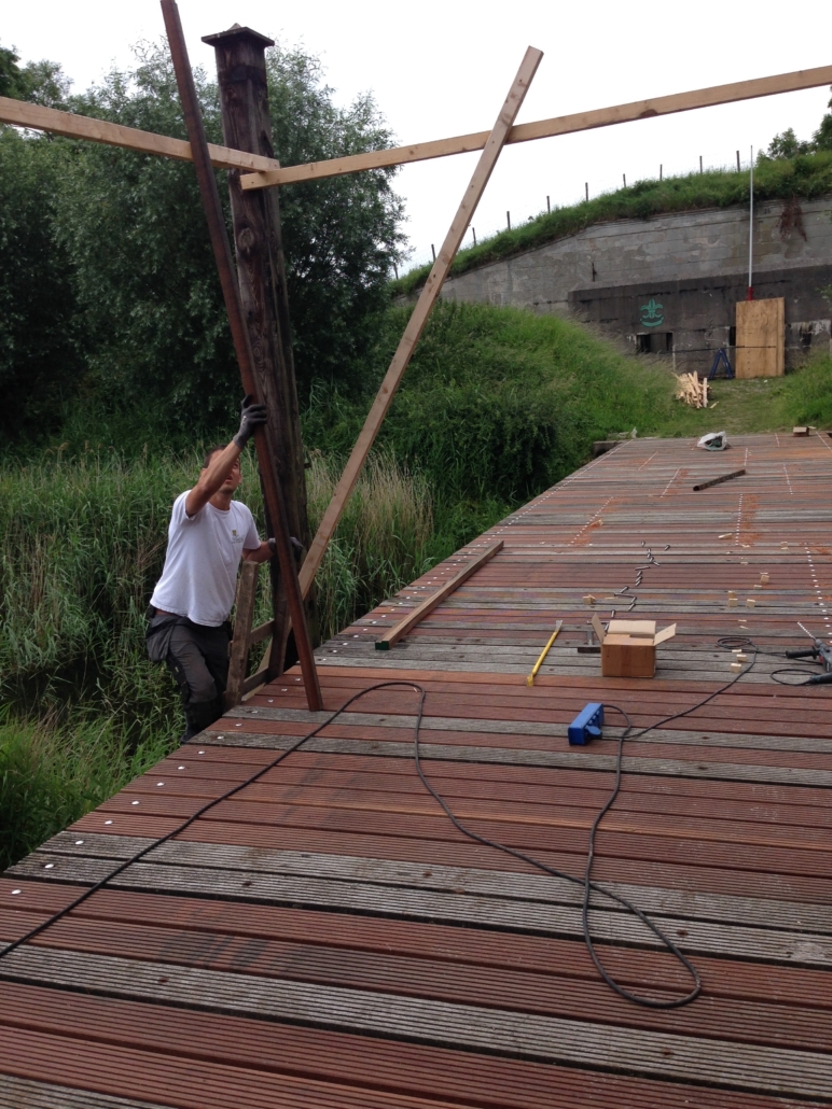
left=203, top=24, right=314, bottom=669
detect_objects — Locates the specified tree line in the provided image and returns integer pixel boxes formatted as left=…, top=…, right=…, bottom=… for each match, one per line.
left=0, top=40, right=407, bottom=447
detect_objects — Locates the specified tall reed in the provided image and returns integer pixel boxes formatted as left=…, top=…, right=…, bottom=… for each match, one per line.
left=305, top=451, right=434, bottom=638
left=0, top=446, right=440, bottom=867
left=0, top=708, right=173, bottom=872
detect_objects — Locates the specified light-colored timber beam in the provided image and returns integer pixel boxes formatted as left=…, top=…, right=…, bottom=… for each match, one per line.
left=0, top=95, right=280, bottom=173
left=241, top=64, right=832, bottom=190
left=298, top=47, right=542, bottom=597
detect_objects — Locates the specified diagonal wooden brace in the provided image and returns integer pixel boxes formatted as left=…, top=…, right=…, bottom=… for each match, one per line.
left=298, top=46, right=543, bottom=598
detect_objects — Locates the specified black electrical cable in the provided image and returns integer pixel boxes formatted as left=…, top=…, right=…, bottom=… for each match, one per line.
left=0, top=689, right=369, bottom=967
left=770, top=668, right=824, bottom=686
left=0, top=678, right=703, bottom=1009
left=406, top=683, right=702, bottom=1010
left=414, top=643, right=789, bottom=1015
left=0, top=644, right=778, bottom=1009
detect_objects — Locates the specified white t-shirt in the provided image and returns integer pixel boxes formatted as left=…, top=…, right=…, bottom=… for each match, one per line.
left=150, top=491, right=260, bottom=626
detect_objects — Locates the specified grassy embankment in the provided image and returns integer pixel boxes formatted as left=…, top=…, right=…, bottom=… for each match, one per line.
left=3, top=301, right=832, bottom=869
left=390, top=151, right=832, bottom=296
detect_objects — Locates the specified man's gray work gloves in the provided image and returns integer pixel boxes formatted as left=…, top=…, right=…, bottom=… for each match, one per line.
left=233, top=394, right=268, bottom=448
left=268, top=536, right=304, bottom=561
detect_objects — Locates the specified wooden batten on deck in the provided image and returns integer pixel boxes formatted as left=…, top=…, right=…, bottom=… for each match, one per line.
left=3, top=431, right=832, bottom=1107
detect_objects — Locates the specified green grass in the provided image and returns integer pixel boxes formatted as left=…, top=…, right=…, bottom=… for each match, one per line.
left=304, top=302, right=680, bottom=501
left=0, top=446, right=446, bottom=869
left=391, top=152, right=832, bottom=296
left=646, top=355, right=832, bottom=438
left=0, top=709, right=173, bottom=872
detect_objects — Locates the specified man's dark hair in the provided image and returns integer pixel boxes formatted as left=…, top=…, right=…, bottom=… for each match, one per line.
left=202, top=445, right=227, bottom=469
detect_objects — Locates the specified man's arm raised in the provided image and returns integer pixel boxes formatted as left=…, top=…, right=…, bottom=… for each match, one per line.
left=185, top=441, right=242, bottom=518
left=184, top=396, right=267, bottom=518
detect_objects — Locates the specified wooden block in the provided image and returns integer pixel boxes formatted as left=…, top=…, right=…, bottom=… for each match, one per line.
left=728, top=596, right=738, bottom=607
left=746, top=598, right=756, bottom=608
left=731, top=662, right=743, bottom=672
left=793, top=427, right=809, bottom=436
left=760, top=573, right=769, bottom=584
left=607, top=620, right=655, bottom=636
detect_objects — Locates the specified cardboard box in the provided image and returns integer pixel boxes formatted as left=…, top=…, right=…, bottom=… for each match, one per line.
left=591, top=616, right=677, bottom=678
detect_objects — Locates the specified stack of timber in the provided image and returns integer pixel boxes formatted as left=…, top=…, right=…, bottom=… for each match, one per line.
left=4, top=431, right=832, bottom=1109
left=675, top=371, right=709, bottom=408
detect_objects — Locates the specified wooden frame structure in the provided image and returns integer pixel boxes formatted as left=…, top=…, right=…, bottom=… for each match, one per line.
left=2, top=12, right=829, bottom=705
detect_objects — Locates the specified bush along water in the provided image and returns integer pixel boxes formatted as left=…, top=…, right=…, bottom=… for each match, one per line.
left=0, top=445, right=446, bottom=868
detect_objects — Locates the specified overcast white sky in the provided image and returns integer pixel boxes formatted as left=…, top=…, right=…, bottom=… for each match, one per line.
left=5, top=0, right=831, bottom=269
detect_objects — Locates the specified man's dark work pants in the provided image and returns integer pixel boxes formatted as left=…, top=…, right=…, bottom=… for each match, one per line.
left=150, top=616, right=230, bottom=740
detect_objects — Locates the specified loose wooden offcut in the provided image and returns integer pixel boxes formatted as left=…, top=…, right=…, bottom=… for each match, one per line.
left=375, top=541, right=503, bottom=650
left=693, top=469, right=745, bottom=492
left=675, top=372, right=709, bottom=408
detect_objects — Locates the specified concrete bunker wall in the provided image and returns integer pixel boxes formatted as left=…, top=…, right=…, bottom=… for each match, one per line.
left=435, top=197, right=832, bottom=371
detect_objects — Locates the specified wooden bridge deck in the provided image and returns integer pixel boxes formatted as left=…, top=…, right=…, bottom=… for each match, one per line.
left=3, top=431, right=832, bottom=1108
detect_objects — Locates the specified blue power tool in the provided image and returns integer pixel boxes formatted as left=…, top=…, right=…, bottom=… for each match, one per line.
left=568, top=702, right=604, bottom=745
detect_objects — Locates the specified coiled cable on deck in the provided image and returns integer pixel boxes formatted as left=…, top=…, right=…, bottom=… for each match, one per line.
left=411, top=640, right=765, bottom=1009
left=2, top=653, right=763, bottom=1009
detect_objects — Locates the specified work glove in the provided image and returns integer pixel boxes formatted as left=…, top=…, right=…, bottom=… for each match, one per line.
left=268, top=536, right=304, bottom=560
left=232, top=394, right=267, bottom=448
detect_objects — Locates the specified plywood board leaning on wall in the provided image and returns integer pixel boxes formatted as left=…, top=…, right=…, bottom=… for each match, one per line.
left=735, top=298, right=785, bottom=378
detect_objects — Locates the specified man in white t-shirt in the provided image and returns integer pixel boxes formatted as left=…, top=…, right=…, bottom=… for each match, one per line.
left=147, top=396, right=275, bottom=739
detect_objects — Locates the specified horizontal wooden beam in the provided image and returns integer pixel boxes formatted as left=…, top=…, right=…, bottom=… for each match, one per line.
left=241, top=64, right=832, bottom=190
left=0, top=95, right=280, bottom=173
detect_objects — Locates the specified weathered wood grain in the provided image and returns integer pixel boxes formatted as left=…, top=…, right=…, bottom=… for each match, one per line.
left=6, top=947, right=832, bottom=1099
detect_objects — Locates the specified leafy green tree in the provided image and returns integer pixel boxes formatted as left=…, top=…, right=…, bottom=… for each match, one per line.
left=0, top=41, right=72, bottom=106
left=54, top=40, right=406, bottom=439
left=813, top=91, right=832, bottom=152
left=1, top=39, right=406, bottom=446
left=55, top=46, right=235, bottom=434
left=761, top=88, right=832, bottom=160
left=763, top=127, right=812, bottom=160
left=265, top=44, right=407, bottom=391
left=0, top=43, right=29, bottom=99
left=0, top=130, right=81, bottom=443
